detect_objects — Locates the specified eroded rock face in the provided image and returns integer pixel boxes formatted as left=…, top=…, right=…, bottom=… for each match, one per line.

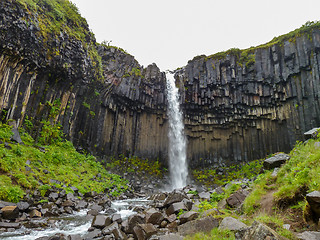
left=1, top=1, right=320, bottom=169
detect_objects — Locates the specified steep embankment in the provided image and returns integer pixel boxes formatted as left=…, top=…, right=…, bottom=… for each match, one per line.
left=1, top=0, right=320, bottom=170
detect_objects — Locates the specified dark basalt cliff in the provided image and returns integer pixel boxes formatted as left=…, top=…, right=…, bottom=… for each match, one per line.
left=1, top=0, right=320, bottom=168
left=176, top=29, right=320, bottom=167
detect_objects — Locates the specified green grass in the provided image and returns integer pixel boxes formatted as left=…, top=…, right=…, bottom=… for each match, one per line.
left=0, top=123, right=128, bottom=202
left=184, top=228, right=235, bottom=240
left=255, top=213, right=297, bottom=240
left=194, top=21, right=320, bottom=64
left=193, top=159, right=263, bottom=186
left=16, top=0, right=103, bottom=80
left=106, top=154, right=163, bottom=177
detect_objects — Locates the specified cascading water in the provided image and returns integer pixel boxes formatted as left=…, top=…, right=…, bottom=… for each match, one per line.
left=166, top=72, right=188, bottom=189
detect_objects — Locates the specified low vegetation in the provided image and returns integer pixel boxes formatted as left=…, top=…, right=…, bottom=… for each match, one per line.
left=16, top=0, right=103, bottom=80
left=0, top=122, right=129, bottom=203
left=192, top=159, right=263, bottom=186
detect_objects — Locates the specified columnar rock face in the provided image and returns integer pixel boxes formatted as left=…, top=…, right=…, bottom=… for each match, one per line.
left=175, top=30, right=320, bottom=167
left=0, top=0, right=169, bottom=163
left=1, top=1, right=320, bottom=168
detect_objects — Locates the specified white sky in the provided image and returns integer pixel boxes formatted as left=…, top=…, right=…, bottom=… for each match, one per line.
left=70, top=0, right=320, bottom=71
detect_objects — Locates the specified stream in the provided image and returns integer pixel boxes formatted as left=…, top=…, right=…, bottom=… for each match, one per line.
left=0, top=198, right=151, bottom=240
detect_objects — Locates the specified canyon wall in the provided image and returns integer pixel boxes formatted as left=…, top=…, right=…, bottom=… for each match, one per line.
left=177, top=30, right=320, bottom=167
left=1, top=0, right=320, bottom=168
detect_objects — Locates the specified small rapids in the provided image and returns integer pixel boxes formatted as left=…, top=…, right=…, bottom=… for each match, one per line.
left=0, top=198, right=150, bottom=240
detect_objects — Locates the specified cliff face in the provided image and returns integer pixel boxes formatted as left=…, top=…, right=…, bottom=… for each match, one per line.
left=176, top=30, right=320, bottom=167
left=0, top=0, right=169, bottom=163
left=1, top=0, right=320, bottom=169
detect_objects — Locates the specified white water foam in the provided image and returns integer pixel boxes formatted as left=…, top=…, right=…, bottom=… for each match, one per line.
left=166, top=72, right=188, bottom=189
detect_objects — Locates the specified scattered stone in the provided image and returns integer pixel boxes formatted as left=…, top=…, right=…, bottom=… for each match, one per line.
left=0, top=222, right=20, bottom=229
left=1, top=206, right=19, bottom=220
left=166, top=202, right=187, bottom=216
left=239, top=221, right=283, bottom=240
left=198, top=192, right=211, bottom=200
left=83, top=228, right=102, bottom=239
left=179, top=211, right=199, bottom=224
left=92, top=215, right=112, bottom=229
left=67, top=234, right=83, bottom=240
left=17, top=201, right=30, bottom=211
left=304, top=128, right=320, bottom=139
left=29, top=209, right=42, bottom=218
left=102, top=222, right=126, bottom=239
left=263, top=153, right=290, bottom=170
left=158, top=234, right=183, bottom=240
left=218, top=217, right=247, bottom=231
left=127, top=214, right=145, bottom=233
left=10, top=125, right=23, bottom=144
left=226, top=190, right=249, bottom=208
left=297, top=231, right=320, bottom=240
left=306, top=191, right=320, bottom=218
left=146, top=208, right=164, bottom=225
left=133, top=224, right=157, bottom=240
left=112, top=213, right=122, bottom=223
left=177, top=216, right=219, bottom=236
left=163, top=191, right=188, bottom=207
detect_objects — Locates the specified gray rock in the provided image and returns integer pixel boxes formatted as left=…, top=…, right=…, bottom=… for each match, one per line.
left=177, top=216, right=219, bottom=236
left=263, top=153, right=290, bottom=170
left=198, top=192, right=211, bottom=200
left=92, top=215, right=112, bottom=229
left=158, top=233, right=183, bottom=240
left=226, top=189, right=249, bottom=208
left=133, top=224, right=157, bottom=240
left=10, top=126, right=23, bottom=144
left=218, top=217, right=247, bottom=231
left=17, top=201, right=30, bottom=211
left=83, top=229, right=102, bottom=240
left=102, top=222, right=127, bottom=239
left=166, top=202, right=187, bottom=216
left=1, top=205, right=19, bottom=219
left=179, top=211, right=199, bottom=224
left=306, top=191, right=320, bottom=217
left=240, top=221, right=283, bottom=240
left=146, top=208, right=164, bottom=225
left=163, top=191, right=188, bottom=207
left=127, top=214, right=145, bottom=233
left=297, top=231, right=320, bottom=240
left=67, top=234, right=83, bottom=240
left=304, top=128, right=320, bottom=139
left=0, top=222, right=20, bottom=228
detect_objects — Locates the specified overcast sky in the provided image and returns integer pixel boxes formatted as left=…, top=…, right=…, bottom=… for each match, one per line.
left=70, top=0, right=320, bottom=71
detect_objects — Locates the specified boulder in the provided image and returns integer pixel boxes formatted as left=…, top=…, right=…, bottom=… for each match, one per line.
left=127, top=214, right=145, bottom=233
left=177, top=216, right=219, bottom=236
left=133, top=224, right=157, bottom=240
left=67, top=235, right=83, bottom=240
left=263, top=153, right=290, bottom=170
left=297, top=231, right=320, bottom=240
left=0, top=222, right=20, bottom=228
left=91, top=215, right=112, bottom=229
left=158, top=233, right=183, bottom=240
left=306, top=191, right=320, bottom=217
left=218, top=217, right=248, bottom=231
left=30, top=209, right=42, bottom=218
left=163, top=191, right=188, bottom=207
left=166, top=202, right=187, bottom=216
left=102, top=222, right=127, bottom=239
left=179, top=211, right=199, bottom=224
left=198, top=192, right=211, bottom=201
left=17, top=201, right=30, bottom=212
left=112, top=213, right=122, bottom=223
left=226, top=189, right=249, bottom=208
left=10, top=126, right=23, bottom=144
left=304, top=128, right=320, bottom=139
left=83, top=228, right=102, bottom=240
left=1, top=205, right=19, bottom=219
left=145, top=208, right=165, bottom=225
left=239, top=221, right=284, bottom=240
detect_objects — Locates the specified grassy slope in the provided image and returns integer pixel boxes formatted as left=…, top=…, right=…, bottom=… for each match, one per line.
left=187, top=136, right=320, bottom=239
left=0, top=123, right=128, bottom=203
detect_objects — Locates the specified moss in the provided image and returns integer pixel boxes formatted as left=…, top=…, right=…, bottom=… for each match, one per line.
left=16, top=0, right=103, bottom=80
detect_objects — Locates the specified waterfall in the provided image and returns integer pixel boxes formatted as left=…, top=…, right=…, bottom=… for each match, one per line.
left=166, top=72, right=188, bottom=189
